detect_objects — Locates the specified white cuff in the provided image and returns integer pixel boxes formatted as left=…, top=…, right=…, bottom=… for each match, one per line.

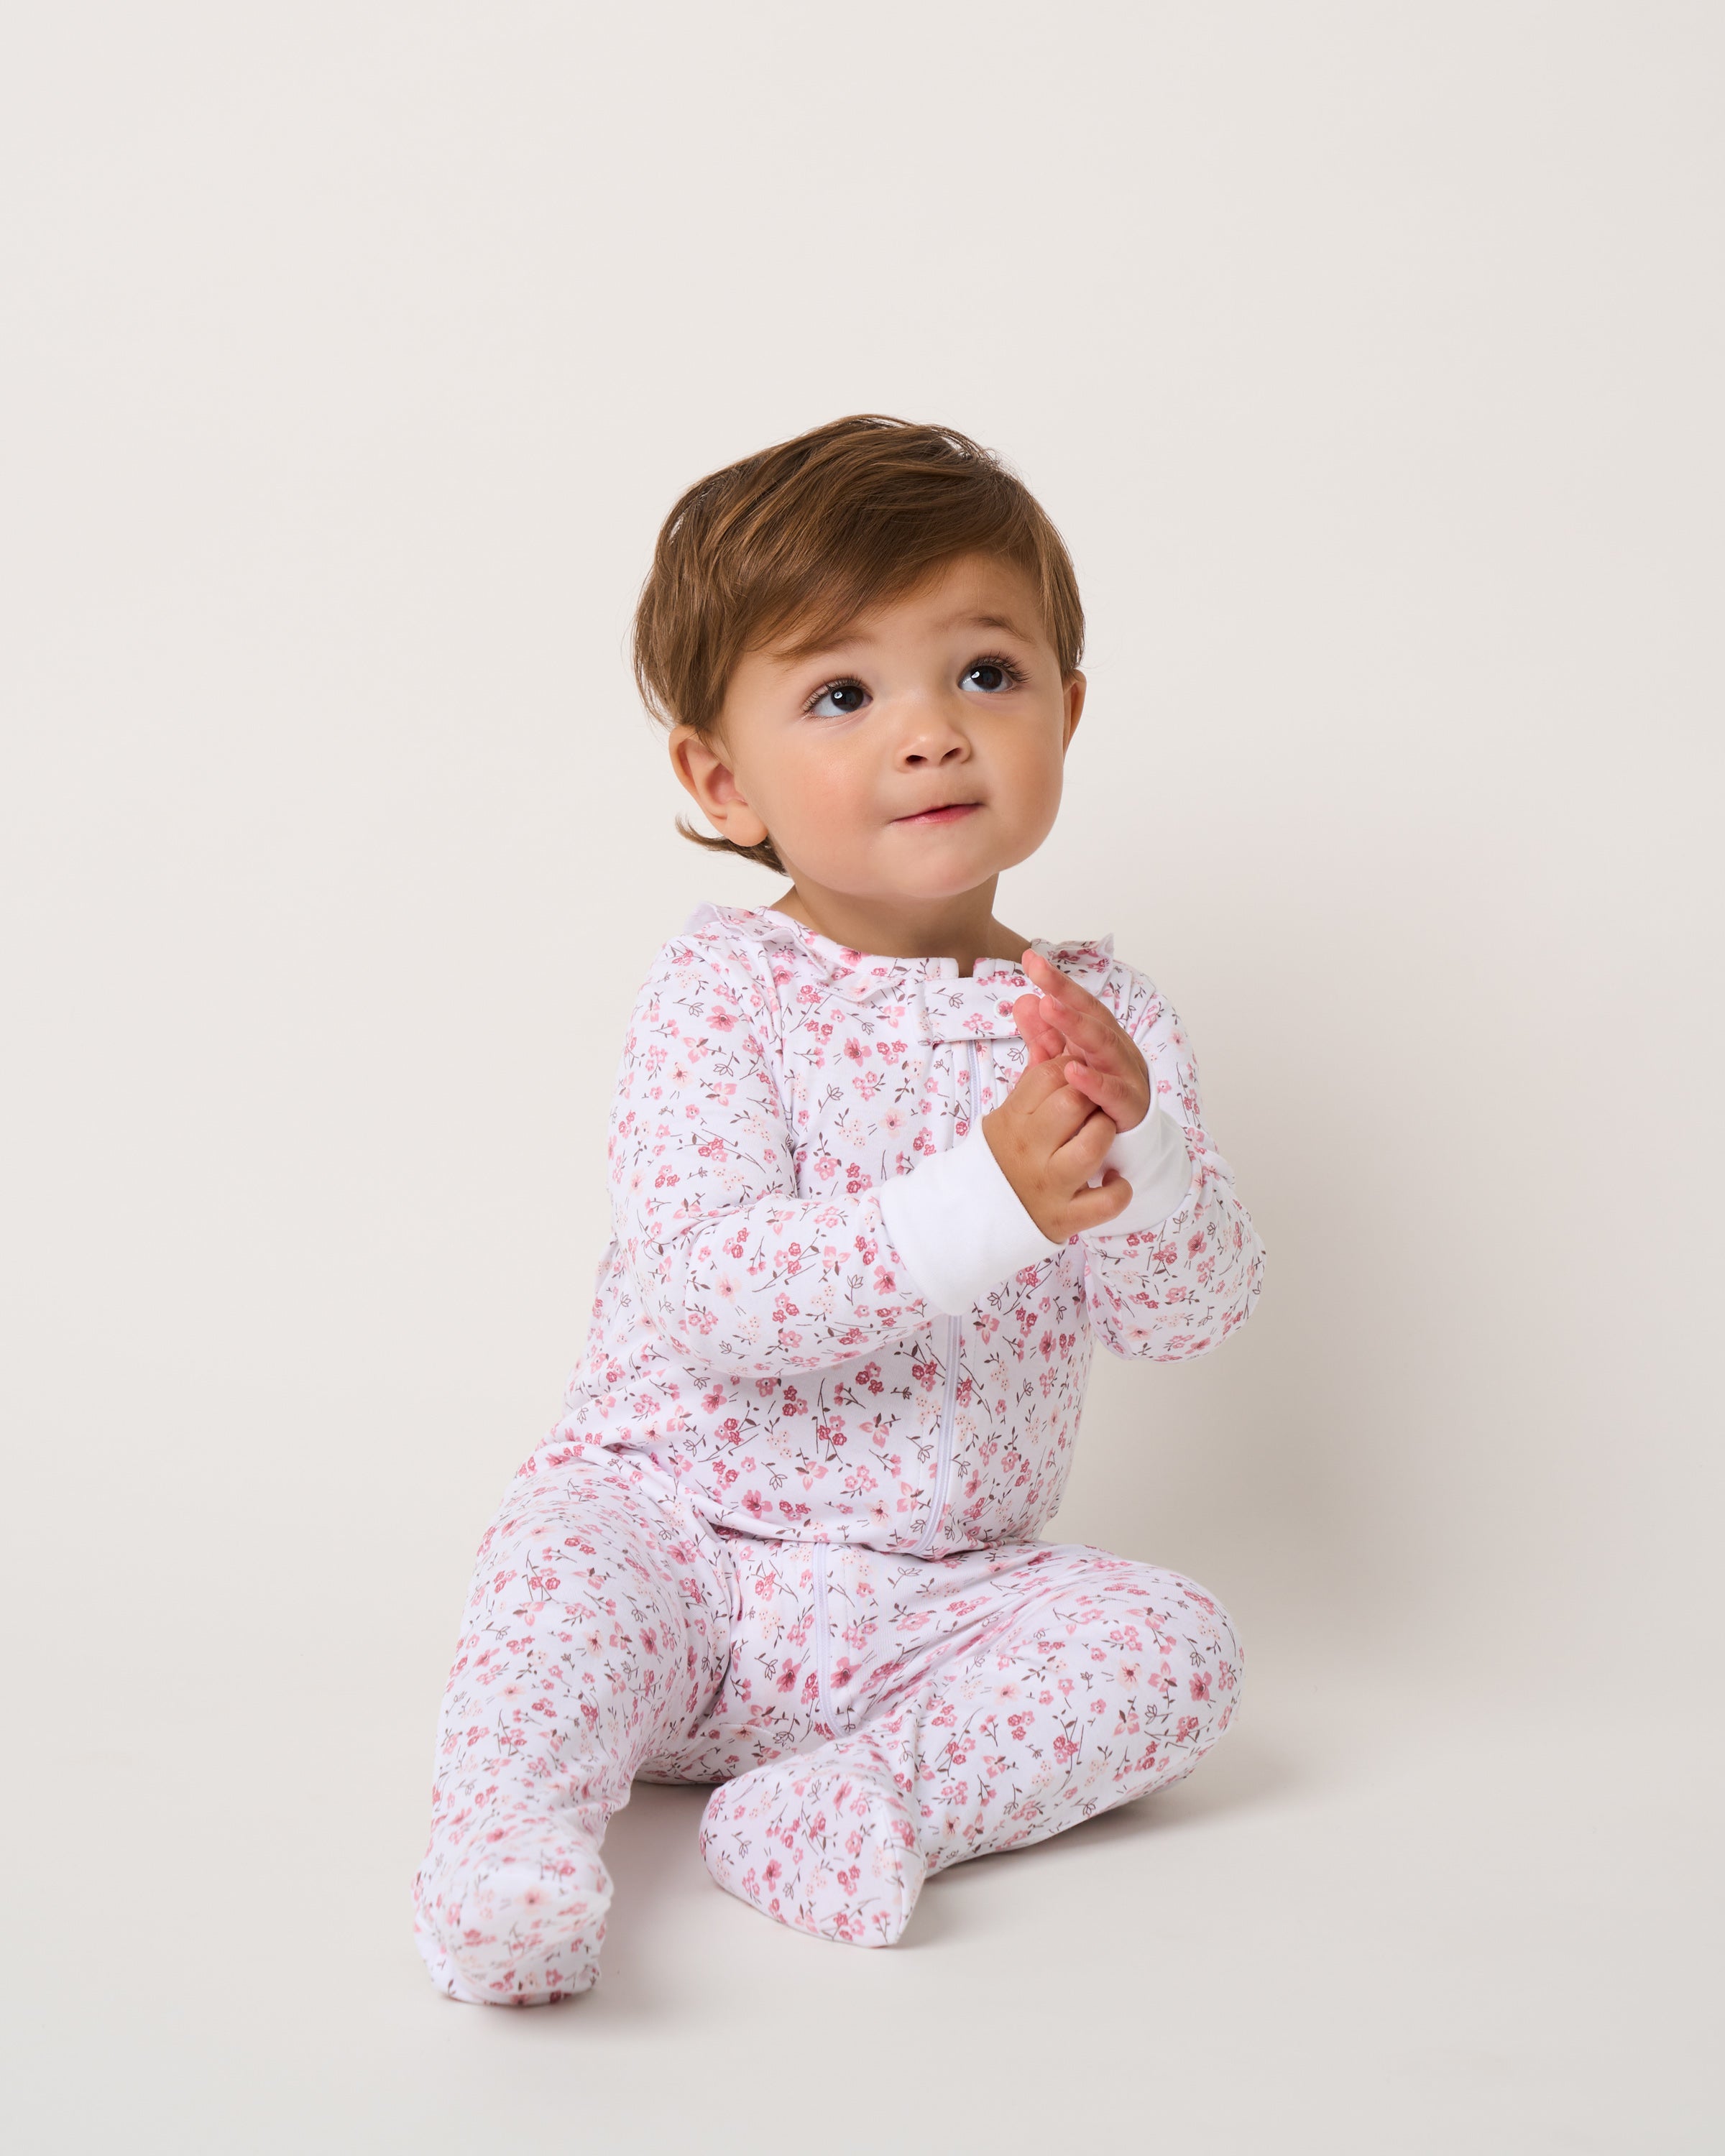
left=878, top=1121, right=1067, bottom=1315
left=1082, top=1107, right=1195, bottom=1238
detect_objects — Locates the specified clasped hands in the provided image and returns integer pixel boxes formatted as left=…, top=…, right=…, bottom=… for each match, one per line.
left=981, top=947, right=1153, bottom=1242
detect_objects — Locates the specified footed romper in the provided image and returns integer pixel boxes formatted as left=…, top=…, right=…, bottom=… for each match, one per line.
left=413, top=1447, right=1241, bottom=2000
left=413, top=900, right=1265, bottom=2000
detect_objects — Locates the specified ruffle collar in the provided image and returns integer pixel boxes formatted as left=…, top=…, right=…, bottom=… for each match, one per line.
left=678, top=900, right=1117, bottom=1044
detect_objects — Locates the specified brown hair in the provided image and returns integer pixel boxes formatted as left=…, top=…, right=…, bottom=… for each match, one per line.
left=632, top=413, right=1085, bottom=875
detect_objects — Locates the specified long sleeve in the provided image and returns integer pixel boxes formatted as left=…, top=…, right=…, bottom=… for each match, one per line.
left=1078, top=984, right=1266, bottom=1360
left=607, top=937, right=956, bottom=1376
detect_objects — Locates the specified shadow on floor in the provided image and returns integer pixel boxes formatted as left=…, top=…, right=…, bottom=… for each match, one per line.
left=906, top=1717, right=1295, bottom=1935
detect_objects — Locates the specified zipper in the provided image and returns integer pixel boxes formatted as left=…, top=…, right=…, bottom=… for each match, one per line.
left=909, top=1038, right=982, bottom=1556
left=811, top=1540, right=837, bottom=1737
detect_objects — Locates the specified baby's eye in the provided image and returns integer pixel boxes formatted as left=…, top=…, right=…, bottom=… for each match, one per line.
left=961, top=657, right=1024, bottom=694
left=806, top=678, right=870, bottom=718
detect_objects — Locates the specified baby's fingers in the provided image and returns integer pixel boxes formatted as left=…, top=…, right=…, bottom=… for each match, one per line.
left=1022, top=949, right=1115, bottom=1029
left=1000, top=1057, right=1075, bottom=1123
left=1011, top=991, right=1066, bottom=1066
left=1050, top=1105, right=1117, bottom=1184
left=1041, top=998, right=1131, bottom=1067
left=1060, top=1057, right=1146, bottom=1128
left=1021, top=960, right=1138, bottom=1070
left=1062, top=1167, right=1134, bottom=1234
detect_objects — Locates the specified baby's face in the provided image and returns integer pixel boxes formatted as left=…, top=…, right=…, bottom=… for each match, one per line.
left=672, top=553, right=1085, bottom=908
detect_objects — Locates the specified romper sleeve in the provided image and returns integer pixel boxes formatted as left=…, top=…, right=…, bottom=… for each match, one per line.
left=1076, top=980, right=1266, bottom=1360
left=607, top=935, right=967, bottom=1375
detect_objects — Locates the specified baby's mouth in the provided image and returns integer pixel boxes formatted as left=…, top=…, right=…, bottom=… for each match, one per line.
left=893, top=801, right=982, bottom=825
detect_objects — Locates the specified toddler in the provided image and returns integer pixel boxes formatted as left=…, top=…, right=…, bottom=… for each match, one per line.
left=412, top=414, right=1266, bottom=2002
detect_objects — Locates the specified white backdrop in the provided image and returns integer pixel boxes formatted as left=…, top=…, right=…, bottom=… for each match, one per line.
left=4, top=6, right=1719, bottom=2150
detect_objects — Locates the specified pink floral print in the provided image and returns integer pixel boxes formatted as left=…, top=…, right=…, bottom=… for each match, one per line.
left=414, top=1447, right=1241, bottom=1998
left=548, top=901, right=1264, bottom=1552
left=413, top=903, right=1264, bottom=2001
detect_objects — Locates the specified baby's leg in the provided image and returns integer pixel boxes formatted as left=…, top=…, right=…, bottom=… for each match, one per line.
left=412, top=1450, right=730, bottom=2004
left=893, top=1544, right=1243, bottom=1874
left=698, top=1539, right=1239, bottom=1947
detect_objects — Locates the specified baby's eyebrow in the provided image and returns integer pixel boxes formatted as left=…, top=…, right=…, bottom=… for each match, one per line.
left=770, top=630, right=868, bottom=664
left=939, top=610, right=1034, bottom=640
left=771, top=609, right=1035, bottom=663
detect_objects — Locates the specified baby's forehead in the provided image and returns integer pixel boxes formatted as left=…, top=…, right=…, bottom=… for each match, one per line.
left=763, top=558, right=1052, bottom=665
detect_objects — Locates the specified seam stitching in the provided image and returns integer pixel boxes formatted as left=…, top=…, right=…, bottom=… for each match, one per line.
left=813, top=1541, right=837, bottom=1739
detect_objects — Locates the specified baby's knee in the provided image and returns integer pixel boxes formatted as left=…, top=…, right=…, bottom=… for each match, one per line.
left=1162, top=1572, right=1243, bottom=1742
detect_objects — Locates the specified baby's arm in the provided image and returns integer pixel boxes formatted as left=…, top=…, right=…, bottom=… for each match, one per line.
left=1075, top=985, right=1266, bottom=1360
left=608, top=938, right=1053, bottom=1376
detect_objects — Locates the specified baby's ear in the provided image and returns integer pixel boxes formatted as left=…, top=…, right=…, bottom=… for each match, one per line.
left=1061, top=669, right=1087, bottom=748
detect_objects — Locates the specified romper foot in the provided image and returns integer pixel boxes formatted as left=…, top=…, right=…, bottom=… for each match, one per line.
left=698, top=1738, right=926, bottom=1948
left=414, top=1801, right=612, bottom=2005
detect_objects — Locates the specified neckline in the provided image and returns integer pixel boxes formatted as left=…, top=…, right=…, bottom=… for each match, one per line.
left=690, top=900, right=1110, bottom=982
left=760, top=903, right=1030, bottom=980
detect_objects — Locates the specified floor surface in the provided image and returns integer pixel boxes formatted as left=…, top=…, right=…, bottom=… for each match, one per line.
left=14, top=1658, right=1716, bottom=2154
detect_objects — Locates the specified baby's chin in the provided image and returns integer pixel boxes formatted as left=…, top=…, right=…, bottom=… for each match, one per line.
left=842, top=857, right=1012, bottom=905
left=778, top=815, right=1059, bottom=905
